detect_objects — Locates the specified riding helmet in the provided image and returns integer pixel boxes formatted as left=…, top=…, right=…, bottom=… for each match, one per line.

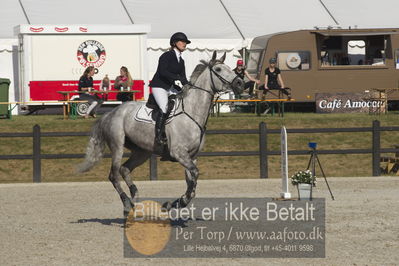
left=237, top=59, right=244, bottom=66
left=170, top=32, right=191, bottom=46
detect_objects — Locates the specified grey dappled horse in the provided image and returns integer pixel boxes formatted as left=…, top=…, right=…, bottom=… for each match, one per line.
left=77, top=51, right=243, bottom=216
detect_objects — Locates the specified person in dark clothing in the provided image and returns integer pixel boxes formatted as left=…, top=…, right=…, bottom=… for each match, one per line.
left=78, top=66, right=102, bottom=118
left=149, top=32, right=190, bottom=145
left=261, top=58, right=291, bottom=99
left=233, top=59, right=260, bottom=98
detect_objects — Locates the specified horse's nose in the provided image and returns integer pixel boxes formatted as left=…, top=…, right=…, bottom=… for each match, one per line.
left=233, top=78, right=244, bottom=93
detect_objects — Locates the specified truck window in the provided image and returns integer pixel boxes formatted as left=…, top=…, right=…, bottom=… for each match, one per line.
left=320, top=35, right=386, bottom=66
left=347, top=40, right=366, bottom=65
left=277, top=51, right=310, bottom=71
left=246, top=49, right=263, bottom=74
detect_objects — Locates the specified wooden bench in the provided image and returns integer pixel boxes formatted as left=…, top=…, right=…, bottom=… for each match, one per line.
left=0, top=101, right=88, bottom=120
left=213, top=98, right=295, bottom=117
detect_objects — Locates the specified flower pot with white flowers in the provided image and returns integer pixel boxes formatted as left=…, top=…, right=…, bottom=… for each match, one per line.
left=291, top=170, right=316, bottom=200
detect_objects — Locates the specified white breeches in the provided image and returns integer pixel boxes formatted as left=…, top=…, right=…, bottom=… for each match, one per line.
left=152, top=86, right=179, bottom=113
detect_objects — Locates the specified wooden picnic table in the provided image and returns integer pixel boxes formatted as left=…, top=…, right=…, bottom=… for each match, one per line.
left=213, top=98, right=295, bottom=117
left=57, top=90, right=140, bottom=119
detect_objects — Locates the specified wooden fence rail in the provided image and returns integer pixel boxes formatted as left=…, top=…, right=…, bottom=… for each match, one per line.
left=1, top=120, right=398, bottom=182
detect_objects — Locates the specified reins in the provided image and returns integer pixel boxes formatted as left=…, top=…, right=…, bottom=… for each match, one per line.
left=172, top=63, right=236, bottom=146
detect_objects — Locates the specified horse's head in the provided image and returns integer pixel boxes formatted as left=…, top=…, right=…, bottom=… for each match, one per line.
left=207, top=51, right=244, bottom=95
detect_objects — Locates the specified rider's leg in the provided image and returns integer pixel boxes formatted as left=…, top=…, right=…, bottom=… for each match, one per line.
left=152, top=87, right=169, bottom=144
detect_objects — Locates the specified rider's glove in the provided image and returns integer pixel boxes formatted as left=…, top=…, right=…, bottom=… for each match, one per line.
left=174, top=80, right=183, bottom=91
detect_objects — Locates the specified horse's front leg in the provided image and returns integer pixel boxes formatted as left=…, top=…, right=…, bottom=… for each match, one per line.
left=182, top=159, right=198, bottom=205
left=163, top=150, right=198, bottom=210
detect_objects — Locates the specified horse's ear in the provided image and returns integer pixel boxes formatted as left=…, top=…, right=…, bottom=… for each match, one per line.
left=220, top=52, right=226, bottom=63
left=211, top=51, right=217, bottom=62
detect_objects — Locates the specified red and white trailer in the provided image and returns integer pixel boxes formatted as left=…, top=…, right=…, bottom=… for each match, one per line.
left=14, top=24, right=150, bottom=106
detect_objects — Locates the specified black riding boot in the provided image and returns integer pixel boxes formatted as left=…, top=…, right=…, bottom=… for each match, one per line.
left=155, top=112, right=168, bottom=145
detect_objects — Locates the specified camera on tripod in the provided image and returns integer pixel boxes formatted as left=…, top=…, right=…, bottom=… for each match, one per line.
left=308, top=142, right=317, bottom=149
left=306, top=141, right=335, bottom=200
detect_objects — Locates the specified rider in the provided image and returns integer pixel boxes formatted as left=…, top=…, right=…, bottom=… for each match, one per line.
left=149, top=32, right=190, bottom=145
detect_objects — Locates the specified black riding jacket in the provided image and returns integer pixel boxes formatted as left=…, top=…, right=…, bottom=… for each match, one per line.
left=150, top=50, right=188, bottom=90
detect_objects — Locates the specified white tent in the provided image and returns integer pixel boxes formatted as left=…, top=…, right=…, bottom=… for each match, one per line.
left=2, top=0, right=399, bottom=40
left=147, top=39, right=244, bottom=79
left=123, top=0, right=242, bottom=38
left=322, top=0, right=399, bottom=29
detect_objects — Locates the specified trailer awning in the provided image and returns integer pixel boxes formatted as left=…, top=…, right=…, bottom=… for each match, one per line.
left=312, top=31, right=399, bottom=37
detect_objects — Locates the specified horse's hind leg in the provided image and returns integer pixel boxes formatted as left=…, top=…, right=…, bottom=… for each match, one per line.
left=119, top=148, right=152, bottom=202
left=108, top=145, right=133, bottom=217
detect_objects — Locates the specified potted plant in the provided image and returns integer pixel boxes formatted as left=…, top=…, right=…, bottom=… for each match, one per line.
left=291, top=170, right=316, bottom=200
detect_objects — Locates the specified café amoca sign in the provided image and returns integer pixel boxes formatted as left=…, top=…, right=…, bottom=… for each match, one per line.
left=316, top=93, right=385, bottom=113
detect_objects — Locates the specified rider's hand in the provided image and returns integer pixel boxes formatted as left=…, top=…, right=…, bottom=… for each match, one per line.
left=174, top=80, right=183, bottom=90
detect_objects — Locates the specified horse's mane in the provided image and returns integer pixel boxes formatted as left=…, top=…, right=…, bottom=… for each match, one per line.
left=178, top=59, right=222, bottom=98
left=189, top=60, right=207, bottom=84
left=189, top=59, right=223, bottom=84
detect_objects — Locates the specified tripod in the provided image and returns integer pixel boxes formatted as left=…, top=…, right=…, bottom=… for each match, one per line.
left=307, top=147, right=335, bottom=200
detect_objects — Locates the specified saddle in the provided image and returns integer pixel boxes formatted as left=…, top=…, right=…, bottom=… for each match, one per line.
left=134, top=94, right=180, bottom=162
left=134, top=94, right=179, bottom=124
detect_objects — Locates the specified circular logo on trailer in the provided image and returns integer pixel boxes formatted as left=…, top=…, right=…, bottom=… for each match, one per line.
left=77, top=40, right=106, bottom=68
left=286, top=53, right=301, bottom=69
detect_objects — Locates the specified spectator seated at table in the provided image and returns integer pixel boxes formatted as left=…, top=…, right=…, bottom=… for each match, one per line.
left=114, top=66, right=134, bottom=102
left=78, top=66, right=103, bottom=118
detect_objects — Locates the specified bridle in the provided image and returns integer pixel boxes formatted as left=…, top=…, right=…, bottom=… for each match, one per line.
left=172, top=62, right=240, bottom=147
left=209, top=63, right=241, bottom=94
left=188, top=62, right=240, bottom=97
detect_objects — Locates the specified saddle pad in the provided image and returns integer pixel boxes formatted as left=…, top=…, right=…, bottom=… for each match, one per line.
left=134, top=98, right=181, bottom=125
left=134, top=105, right=157, bottom=124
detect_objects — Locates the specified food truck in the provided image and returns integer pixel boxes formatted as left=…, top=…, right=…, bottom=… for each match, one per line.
left=14, top=24, right=150, bottom=106
left=246, top=28, right=399, bottom=102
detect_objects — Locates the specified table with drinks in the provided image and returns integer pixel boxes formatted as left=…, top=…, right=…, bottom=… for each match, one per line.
left=57, top=88, right=140, bottom=119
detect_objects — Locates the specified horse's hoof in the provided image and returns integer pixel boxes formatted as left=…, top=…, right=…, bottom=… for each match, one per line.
left=171, top=197, right=188, bottom=209
left=129, top=185, right=138, bottom=199
left=124, top=203, right=133, bottom=218
left=177, top=197, right=188, bottom=208
left=162, top=201, right=172, bottom=211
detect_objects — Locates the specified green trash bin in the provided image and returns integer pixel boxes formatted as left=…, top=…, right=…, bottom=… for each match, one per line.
left=0, top=78, right=11, bottom=118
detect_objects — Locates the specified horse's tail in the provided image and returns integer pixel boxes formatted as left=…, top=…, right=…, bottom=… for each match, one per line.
left=77, top=117, right=106, bottom=173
